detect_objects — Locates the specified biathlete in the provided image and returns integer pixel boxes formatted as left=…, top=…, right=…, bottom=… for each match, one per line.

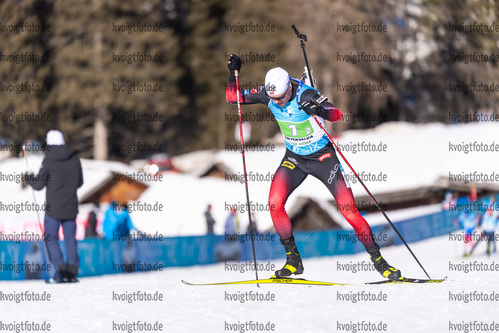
left=225, top=54, right=401, bottom=281
left=459, top=210, right=479, bottom=257
left=470, top=207, right=498, bottom=256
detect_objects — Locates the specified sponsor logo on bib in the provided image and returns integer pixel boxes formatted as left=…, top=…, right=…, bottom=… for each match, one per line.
left=327, top=164, right=339, bottom=184
left=318, top=153, right=331, bottom=161
left=283, top=106, right=294, bottom=118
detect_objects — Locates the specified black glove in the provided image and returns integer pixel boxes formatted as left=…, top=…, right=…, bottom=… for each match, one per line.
left=299, top=89, right=328, bottom=116
left=299, top=100, right=321, bottom=115
left=228, top=54, right=242, bottom=72
left=23, top=172, right=34, bottom=182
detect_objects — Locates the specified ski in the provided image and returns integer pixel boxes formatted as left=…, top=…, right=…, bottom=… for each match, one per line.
left=181, top=277, right=348, bottom=286
left=364, top=276, right=447, bottom=285
left=182, top=276, right=447, bottom=286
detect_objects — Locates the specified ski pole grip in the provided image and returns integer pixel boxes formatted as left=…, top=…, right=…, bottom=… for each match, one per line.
left=291, top=25, right=307, bottom=42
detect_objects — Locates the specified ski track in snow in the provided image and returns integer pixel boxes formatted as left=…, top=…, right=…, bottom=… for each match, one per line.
left=1, top=234, right=497, bottom=333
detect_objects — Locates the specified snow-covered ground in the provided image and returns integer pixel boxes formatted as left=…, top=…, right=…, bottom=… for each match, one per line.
left=2, top=234, right=497, bottom=333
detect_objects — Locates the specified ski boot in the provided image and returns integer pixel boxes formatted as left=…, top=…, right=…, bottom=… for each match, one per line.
left=368, top=247, right=402, bottom=281
left=45, top=263, right=68, bottom=284
left=66, top=264, right=80, bottom=283
left=274, top=236, right=304, bottom=278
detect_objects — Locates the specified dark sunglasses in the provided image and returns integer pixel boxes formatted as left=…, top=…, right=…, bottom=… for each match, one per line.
left=270, top=89, right=288, bottom=101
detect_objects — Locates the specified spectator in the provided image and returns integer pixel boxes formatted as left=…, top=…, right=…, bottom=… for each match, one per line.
left=85, top=207, right=99, bottom=238
left=246, top=212, right=258, bottom=233
left=24, top=243, right=43, bottom=280
left=102, top=201, right=136, bottom=240
left=225, top=207, right=240, bottom=236
left=25, top=129, right=83, bottom=283
left=205, top=204, right=216, bottom=234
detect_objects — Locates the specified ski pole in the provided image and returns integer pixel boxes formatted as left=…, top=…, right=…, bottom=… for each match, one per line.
left=312, top=117, right=431, bottom=279
left=292, top=25, right=314, bottom=89
left=291, top=25, right=432, bottom=279
left=234, top=70, right=260, bottom=286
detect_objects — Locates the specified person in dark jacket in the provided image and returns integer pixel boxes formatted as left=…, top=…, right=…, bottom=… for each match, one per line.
left=85, top=210, right=99, bottom=239
left=205, top=204, right=216, bottom=234
left=25, top=130, right=83, bottom=283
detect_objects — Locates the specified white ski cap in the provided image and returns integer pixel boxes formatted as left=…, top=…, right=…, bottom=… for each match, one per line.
left=265, top=67, right=290, bottom=97
left=46, top=130, right=65, bottom=146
